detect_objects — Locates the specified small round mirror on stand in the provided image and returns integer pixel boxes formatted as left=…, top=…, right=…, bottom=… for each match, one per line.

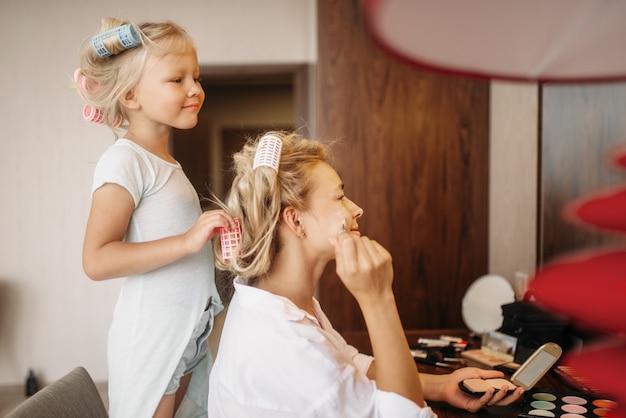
left=462, top=274, right=515, bottom=335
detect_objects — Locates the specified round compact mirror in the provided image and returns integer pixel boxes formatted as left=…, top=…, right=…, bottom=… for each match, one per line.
left=462, top=274, right=515, bottom=334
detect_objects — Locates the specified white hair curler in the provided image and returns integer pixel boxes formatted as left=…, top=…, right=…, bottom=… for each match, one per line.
left=253, top=134, right=282, bottom=172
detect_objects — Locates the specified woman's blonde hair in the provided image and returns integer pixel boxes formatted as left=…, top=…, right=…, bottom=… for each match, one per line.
left=75, top=17, right=197, bottom=136
left=213, top=131, right=330, bottom=282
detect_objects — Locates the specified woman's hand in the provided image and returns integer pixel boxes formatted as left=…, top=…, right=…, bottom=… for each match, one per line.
left=329, top=232, right=394, bottom=305
left=422, top=367, right=524, bottom=412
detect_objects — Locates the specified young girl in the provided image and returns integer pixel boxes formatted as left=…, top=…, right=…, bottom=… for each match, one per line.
left=76, top=17, right=235, bottom=418
left=208, top=131, right=524, bottom=416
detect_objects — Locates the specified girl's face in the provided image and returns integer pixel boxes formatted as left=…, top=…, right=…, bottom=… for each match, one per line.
left=130, top=49, right=204, bottom=130
left=300, top=162, right=363, bottom=255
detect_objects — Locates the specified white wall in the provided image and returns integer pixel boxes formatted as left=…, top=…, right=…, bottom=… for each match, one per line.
left=0, top=0, right=316, bottom=385
left=489, top=82, right=539, bottom=298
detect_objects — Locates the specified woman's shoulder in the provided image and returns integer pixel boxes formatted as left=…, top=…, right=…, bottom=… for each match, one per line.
left=223, top=290, right=352, bottom=372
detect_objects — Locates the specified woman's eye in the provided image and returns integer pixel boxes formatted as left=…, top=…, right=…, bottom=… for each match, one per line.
left=338, top=195, right=346, bottom=201
left=171, top=78, right=182, bottom=83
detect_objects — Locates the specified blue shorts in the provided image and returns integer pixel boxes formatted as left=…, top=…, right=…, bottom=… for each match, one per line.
left=164, top=298, right=215, bottom=395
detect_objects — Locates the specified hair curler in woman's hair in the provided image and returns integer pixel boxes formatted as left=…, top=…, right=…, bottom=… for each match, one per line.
left=82, top=104, right=123, bottom=127
left=91, top=23, right=141, bottom=58
left=220, top=218, right=242, bottom=260
left=253, top=134, right=283, bottom=172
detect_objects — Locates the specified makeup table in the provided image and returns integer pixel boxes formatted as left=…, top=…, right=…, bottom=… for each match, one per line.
left=341, top=328, right=590, bottom=418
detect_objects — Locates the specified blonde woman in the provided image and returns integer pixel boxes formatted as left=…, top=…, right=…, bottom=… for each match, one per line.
left=208, top=131, right=523, bottom=417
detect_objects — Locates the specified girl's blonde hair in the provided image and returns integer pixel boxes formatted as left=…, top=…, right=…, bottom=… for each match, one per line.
left=75, top=17, right=197, bottom=136
left=213, top=131, right=330, bottom=281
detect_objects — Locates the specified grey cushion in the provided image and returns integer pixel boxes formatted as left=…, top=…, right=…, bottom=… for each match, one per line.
left=5, top=367, right=108, bottom=418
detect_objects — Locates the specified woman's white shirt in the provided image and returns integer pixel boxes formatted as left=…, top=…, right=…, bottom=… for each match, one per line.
left=208, top=278, right=436, bottom=418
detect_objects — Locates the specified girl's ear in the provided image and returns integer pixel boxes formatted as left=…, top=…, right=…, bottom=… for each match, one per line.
left=120, top=89, right=140, bottom=109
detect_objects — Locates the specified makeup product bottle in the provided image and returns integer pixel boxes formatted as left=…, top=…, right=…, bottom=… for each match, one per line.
left=25, top=369, right=38, bottom=397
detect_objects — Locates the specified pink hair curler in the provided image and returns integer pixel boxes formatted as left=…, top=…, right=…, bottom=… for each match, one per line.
left=74, top=68, right=100, bottom=94
left=253, top=134, right=282, bottom=172
left=82, top=104, right=123, bottom=127
left=83, top=104, right=105, bottom=124
left=220, top=218, right=241, bottom=260
left=92, top=23, right=141, bottom=58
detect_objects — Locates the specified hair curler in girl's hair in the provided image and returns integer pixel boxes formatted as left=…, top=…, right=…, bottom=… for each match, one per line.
left=74, top=68, right=100, bottom=94
left=83, top=104, right=104, bottom=123
left=253, top=134, right=282, bottom=172
left=91, top=23, right=141, bottom=58
left=82, top=104, right=123, bottom=127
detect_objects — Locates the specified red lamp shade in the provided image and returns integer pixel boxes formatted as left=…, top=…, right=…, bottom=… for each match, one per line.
left=565, top=186, right=626, bottom=234
left=363, top=0, right=626, bottom=83
left=608, top=146, right=626, bottom=170
left=529, top=249, right=626, bottom=335
left=529, top=249, right=626, bottom=414
left=564, top=342, right=626, bottom=418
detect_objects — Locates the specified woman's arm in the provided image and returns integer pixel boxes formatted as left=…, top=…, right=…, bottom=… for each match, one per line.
left=331, top=233, right=425, bottom=407
left=365, top=355, right=524, bottom=411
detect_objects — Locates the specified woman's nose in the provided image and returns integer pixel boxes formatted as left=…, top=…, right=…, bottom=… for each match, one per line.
left=351, top=200, right=364, bottom=219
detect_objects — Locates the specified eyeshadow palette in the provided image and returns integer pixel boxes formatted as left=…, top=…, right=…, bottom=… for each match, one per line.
left=519, top=389, right=618, bottom=417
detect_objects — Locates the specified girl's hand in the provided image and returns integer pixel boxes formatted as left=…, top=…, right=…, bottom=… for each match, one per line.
left=185, top=210, right=237, bottom=253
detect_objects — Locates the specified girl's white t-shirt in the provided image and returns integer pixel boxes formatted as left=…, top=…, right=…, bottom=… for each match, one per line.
left=92, top=138, right=222, bottom=417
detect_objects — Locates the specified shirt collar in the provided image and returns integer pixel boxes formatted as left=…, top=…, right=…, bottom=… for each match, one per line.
left=233, top=277, right=320, bottom=325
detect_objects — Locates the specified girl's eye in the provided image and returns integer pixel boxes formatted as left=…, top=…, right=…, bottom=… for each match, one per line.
left=171, top=78, right=182, bottom=83
left=338, top=195, right=346, bottom=201
left=195, top=77, right=202, bottom=83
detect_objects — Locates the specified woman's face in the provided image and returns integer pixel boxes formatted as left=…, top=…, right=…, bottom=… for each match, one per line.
left=299, top=162, right=363, bottom=253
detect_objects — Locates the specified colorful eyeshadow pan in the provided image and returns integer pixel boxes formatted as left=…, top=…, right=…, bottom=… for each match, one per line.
left=534, top=393, right=558, bottom=402
left=531, top=401, right=556, bottom=410
left=519, top=389, right=618, bottom=418
left=561, top=405, right=586, bottom=413
left=562, top=396, right=587, bottom=405
left=528, top=410, right=555, bottom=417
left=592, top=400, right=617, bottom=409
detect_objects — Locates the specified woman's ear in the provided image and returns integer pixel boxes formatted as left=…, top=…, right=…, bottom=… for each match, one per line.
left=282, top=206, right=301, bottom=235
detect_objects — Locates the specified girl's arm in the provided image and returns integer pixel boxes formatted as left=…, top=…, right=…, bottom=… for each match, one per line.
left=83, top=183, right=233, bottom=280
